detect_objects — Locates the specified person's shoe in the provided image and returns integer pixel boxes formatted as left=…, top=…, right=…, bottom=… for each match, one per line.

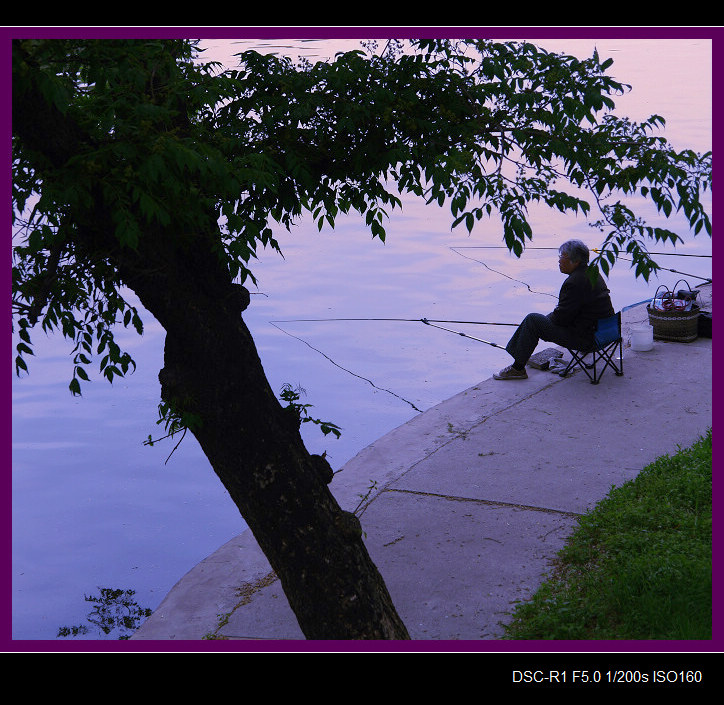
left=493, top=364, right=528, bottom=380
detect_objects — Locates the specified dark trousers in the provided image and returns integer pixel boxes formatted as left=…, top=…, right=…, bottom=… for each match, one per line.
left=506, top=313, right=584, bottom=367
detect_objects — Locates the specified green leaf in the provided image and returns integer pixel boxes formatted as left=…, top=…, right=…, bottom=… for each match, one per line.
left=15, top=355, right=28, bottom=375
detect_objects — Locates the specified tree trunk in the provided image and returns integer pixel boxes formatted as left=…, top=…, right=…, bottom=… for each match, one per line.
left=116, top=233, right=411, bottom=640
left=12, top=41, right=410, bottom=639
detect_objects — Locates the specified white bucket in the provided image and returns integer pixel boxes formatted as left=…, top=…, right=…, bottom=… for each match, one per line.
left=631, top=324, right=654, bottom=351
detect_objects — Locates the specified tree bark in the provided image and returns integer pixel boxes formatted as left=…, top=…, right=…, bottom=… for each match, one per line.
left=117, top=233, right=410, bottom=639
left=12, top=46, right=411, bottom=639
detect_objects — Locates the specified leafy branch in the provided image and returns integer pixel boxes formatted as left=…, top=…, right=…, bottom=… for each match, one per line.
left=279, top=383, right=342, bottom=439
left=143, top=399, right=202, bottom=464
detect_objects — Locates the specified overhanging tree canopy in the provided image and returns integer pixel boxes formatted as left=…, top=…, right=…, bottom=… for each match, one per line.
left=13, top=38, right=711, bottom=389
left=11, top=37, right=712, bottom=639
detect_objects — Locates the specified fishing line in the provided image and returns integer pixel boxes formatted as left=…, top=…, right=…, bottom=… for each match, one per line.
left=268, top=321, right=425, bottom=413
left=268, top=314, right=518, bottom=412
left=453, top=246, right=711, bottom=282
left=449, top=247, right=559, bottom=299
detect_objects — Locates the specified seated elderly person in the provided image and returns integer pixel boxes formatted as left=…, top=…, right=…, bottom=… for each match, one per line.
left=494, top=239, right=614, bottom=380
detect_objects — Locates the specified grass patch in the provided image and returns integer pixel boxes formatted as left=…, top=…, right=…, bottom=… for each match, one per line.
left=503, top=428, right=712, bottom=640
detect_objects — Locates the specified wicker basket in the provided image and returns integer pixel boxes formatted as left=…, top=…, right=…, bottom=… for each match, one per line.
left=647, top=303, right=700, bottom=343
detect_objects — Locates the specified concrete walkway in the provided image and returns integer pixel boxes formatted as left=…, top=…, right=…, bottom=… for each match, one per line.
left=132, top=285, right=712, bottom=642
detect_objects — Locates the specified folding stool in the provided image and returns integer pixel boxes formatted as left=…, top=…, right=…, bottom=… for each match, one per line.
left=560, top=312, right=624, bottom=384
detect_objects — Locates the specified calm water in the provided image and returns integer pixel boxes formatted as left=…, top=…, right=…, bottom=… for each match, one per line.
left=11, top=36, right=712, bottom=640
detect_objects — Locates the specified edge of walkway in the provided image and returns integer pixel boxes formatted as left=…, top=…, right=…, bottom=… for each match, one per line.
left=132, top=283, right=712, bottom=643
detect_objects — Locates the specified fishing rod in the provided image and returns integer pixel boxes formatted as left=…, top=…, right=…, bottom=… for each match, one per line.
left=420, top=318, right=506, bottom=349
left=589, top=249, right=712, bottom=283
left=453, top=246, right=712, bottom=283
left=455, top=246, right=712, bottom=258
left=270, top=317, right=514, bottom=350
left=637, top=265, right=710, bottom=283
left=271, top=317, right=518, bottom=326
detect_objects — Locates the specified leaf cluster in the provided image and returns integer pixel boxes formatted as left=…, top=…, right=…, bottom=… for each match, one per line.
left=279, top=383, right=342, bottom=439
left=12, top=38, right=712, bottom=393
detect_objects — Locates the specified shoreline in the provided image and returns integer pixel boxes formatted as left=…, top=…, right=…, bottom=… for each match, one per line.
left=132, top=283, right=712, bottom=642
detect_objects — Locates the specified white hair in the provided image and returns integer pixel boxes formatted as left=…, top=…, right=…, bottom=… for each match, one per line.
left=559, top=239, right=589, bottom=265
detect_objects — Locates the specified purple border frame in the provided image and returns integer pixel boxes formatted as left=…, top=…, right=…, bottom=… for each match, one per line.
left=2, top=25, right=719, bottom=658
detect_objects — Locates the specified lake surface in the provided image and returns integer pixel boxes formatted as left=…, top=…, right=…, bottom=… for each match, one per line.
left=11, top=35, right=712, bottom=640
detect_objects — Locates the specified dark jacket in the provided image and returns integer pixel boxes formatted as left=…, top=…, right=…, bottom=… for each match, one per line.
left=549, top=264, right=614, bottom=348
